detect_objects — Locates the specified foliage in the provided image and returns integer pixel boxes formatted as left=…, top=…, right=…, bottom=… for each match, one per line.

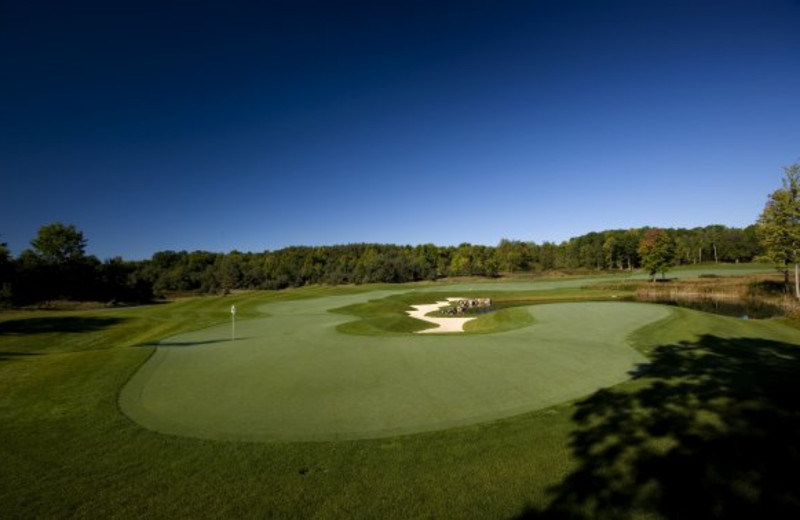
left=30, top=222, right=87, bottom=264
left=0, top=236, right=12, bottom=304
left=638, top=228, right=676, bottom=281
left=0, top=236, right=9, bottom=262
left=757, top=163, right=800, bottom=298
left=8, top=224, right=152, bottom=305
left=141, top=226, right=758, bottom=293
left=4, top=223, right=765, bottom=306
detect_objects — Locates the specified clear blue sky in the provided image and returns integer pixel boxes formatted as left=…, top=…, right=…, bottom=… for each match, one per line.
left=2, top=0, right=799, bottom=260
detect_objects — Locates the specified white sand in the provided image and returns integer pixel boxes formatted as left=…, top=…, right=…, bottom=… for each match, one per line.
left=406, top=297, right=476, bottom=334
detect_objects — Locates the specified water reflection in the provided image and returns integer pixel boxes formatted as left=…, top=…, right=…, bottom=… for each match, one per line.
left=634, top=297, right=784, bottom=319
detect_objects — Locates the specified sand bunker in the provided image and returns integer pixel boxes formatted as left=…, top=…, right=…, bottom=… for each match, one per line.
left=406, top=297, right=476, bottom=333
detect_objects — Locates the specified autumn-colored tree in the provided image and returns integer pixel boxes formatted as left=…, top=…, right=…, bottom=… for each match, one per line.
left=756, top=163, right=800, bottom=299
left=638, top=229, right=675, bottom=282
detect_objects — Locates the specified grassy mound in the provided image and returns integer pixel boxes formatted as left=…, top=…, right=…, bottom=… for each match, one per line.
left=333, top=288, right=624, bottom=335
left=332, top=293, right=435, bottom=335
left=463, top=306, right=536, bottom=333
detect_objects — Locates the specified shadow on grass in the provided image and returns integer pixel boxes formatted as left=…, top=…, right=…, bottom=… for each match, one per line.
left=0, top=351, right=40, bottom=362
left=139, top=337, right=252, bottom=347
left=0, top=316, right=127, bottom=335
left=516, top=335, right=800, bottom=519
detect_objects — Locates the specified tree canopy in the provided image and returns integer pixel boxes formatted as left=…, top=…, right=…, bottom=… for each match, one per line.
left=756, top=163, right=800, bottom=298
left=30, top=222, right=87, bottom=264
left=1, top=221, right=765, bottom=306
left=637, top=229, right=676, bottom=282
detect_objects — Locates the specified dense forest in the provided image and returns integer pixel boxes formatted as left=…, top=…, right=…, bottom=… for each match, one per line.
left=0, top=223, right=763, bottom=306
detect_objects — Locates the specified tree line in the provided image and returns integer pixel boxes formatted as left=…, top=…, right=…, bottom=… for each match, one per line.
left=0, top=222, right=763, bottom=306
left=0, top=223, right=153, bottom=306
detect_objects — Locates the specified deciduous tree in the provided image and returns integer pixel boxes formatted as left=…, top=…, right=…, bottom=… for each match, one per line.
left=756, top=163, right=800, bottom=299
left=31, top=222, right=86, bottom=264
left=638, top=229, right=675, bottom=282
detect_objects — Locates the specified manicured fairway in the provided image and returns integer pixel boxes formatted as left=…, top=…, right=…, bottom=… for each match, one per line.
left=121, top=291, right=670, bottom=441
left=4, top=271, right=800, bottom=518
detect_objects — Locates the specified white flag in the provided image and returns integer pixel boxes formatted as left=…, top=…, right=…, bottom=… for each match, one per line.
left=231, top=305, right=237, bottom=315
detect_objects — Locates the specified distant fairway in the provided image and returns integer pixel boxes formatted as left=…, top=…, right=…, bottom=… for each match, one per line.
left=120, top=290, right=670, bottom=441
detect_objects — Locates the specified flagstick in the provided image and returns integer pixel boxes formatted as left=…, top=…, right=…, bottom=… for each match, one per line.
left=231, top=304, right=237, bottom=342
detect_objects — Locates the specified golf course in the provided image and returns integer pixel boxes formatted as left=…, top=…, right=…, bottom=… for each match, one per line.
left=5, top=0, right=800, bottom=515
left=121, top=293, right=667, bottom=441
left=4, top=265, right=800, bottom=518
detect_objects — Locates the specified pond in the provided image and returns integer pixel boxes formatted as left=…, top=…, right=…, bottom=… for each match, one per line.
left=635, top=297, right=784, bottom=319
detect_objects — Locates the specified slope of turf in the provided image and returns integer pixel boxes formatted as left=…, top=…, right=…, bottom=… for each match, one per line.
left=463, top=306, right=537, bottom=333
left=120, top=292, right=669, bottom=441
left=332, top=288, right=623, bottom=335
left=3, top=269, right=800, bottom=519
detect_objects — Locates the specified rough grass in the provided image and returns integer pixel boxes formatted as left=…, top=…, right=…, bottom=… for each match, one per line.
left=590, top=273, right=798, bottom=320
left=3, top=269, right=800, bottom=518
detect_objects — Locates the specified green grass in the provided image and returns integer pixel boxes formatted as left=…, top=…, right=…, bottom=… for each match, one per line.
left=120, top=293, right=667, bottom=441
left=463, top=306, right=537, bottom=333
left=669, top=261, right=775, bottom=276
left=332, top=293, right=435, bottom=335
left=334, top=288, right=629, bottom=335
left=2, top=270, right=800, bottom=518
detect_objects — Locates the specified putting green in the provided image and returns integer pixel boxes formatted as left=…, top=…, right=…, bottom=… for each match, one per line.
left=120, top=291, right=670, bottom=441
